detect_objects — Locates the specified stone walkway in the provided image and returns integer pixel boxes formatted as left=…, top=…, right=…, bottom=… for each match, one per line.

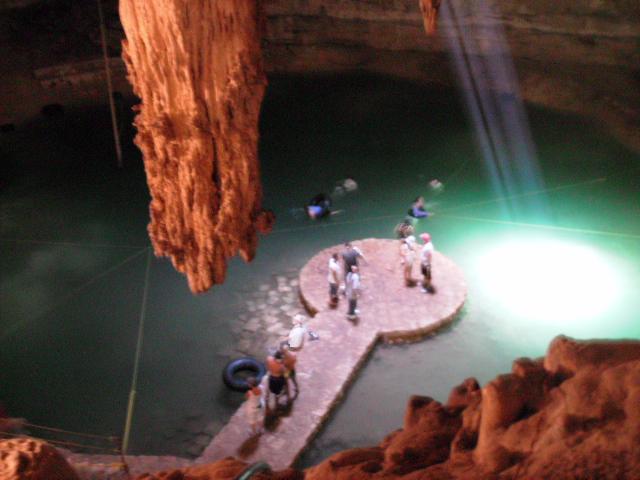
left=64, top=238, right=466, bottom=477
left=198, top=238, right=467, bottom=470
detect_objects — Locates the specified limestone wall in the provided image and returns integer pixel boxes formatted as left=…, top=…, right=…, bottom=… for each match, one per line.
left=1, top=0, right=639, bottom=149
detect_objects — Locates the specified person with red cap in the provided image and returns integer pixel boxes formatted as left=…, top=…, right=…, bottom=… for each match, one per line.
left=420, top=233, right=435, bottom=293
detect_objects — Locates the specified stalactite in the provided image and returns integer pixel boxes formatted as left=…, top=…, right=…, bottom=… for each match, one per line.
left=119, top=0, right=273, bottom=293
left=419, top=0, right=442, bottom=35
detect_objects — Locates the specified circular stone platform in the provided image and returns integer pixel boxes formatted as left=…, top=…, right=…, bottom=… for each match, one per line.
left=300, top=238, right=467, bottom=341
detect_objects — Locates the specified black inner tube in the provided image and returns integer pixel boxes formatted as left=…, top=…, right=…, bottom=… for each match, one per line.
left=222, top=357, right=266, bottom=392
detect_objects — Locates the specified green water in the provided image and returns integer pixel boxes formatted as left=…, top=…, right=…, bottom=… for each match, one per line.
left=1, top=74, right=638, bottom=460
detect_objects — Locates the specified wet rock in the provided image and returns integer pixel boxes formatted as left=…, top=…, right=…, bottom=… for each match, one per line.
left=0, top=438, right=80, bottom=480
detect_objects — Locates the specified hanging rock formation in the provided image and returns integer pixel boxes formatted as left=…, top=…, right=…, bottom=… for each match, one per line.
left=119, top=0, right=272, bottom=293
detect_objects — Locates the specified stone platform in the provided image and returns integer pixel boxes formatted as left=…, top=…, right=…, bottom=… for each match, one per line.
left=198, top=238, right=466, bottom=470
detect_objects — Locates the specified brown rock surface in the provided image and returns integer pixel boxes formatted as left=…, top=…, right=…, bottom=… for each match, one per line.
left=119, top=0, right=271, bottom=293
left=303, top=336, right=640, bottom=479
left=0, top=437, right=79, bottom=480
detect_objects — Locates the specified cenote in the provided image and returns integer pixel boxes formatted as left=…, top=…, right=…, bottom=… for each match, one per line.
left=1, top=74, right=639, bottom=462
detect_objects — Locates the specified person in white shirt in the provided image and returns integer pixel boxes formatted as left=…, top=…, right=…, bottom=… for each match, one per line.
left=400, top=235, right=417, bottom=286
left=345, top=265, right=361, bottom=319
left=328, top=253, right=341, bottom=307
left=420, top=232, right=435, bottom=293
left=287, top=314, right=308, bottom=350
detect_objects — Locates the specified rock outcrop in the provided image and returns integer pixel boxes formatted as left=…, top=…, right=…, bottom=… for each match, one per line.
left=0, top=438, right=79, bottom=480
left=119, top=0, right=273, bottom=293
left=303, top=335, right=640, bottom=479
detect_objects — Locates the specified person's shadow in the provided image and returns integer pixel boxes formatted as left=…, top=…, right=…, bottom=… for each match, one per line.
left=264, top=397, right=295, bottom=432
left=237, top=432, right=261, bottom=458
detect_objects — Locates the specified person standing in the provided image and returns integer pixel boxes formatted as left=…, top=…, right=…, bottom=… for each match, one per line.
left=266, top=351, right=287, bottom=408
left=400, top=235, right=417, bottom=286
left=244, top=377, right=263, bottom=435
left=345, top=265, right=361, bottom=320
left=395, top=217, right=415, bottom=239
left=420, top=233, right=435, bottom=293
left=328, top=253, right=341, bottom=307
left=341, top=242, right=366, bottom=282
left=281, top=345, right=299, bottom=398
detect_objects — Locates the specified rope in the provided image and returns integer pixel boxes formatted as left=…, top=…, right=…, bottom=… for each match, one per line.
left=121, top=248, right=152, bottom=455
left=0, top=238, right=145, bottom=250
left=439, top=177, right=607, bottom=213
left=438, top=213, right=640, bottom=240
left=1, top=247, right=149, bottom=344
left=97, top=0, right=123, bottom=168
left=23, top=423, right=117, bottom=441
left=0, top=432, right=119, bottom=453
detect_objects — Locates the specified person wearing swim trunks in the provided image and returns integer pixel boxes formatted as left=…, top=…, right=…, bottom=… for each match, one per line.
left=266, top=350, right=287, bottom=408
